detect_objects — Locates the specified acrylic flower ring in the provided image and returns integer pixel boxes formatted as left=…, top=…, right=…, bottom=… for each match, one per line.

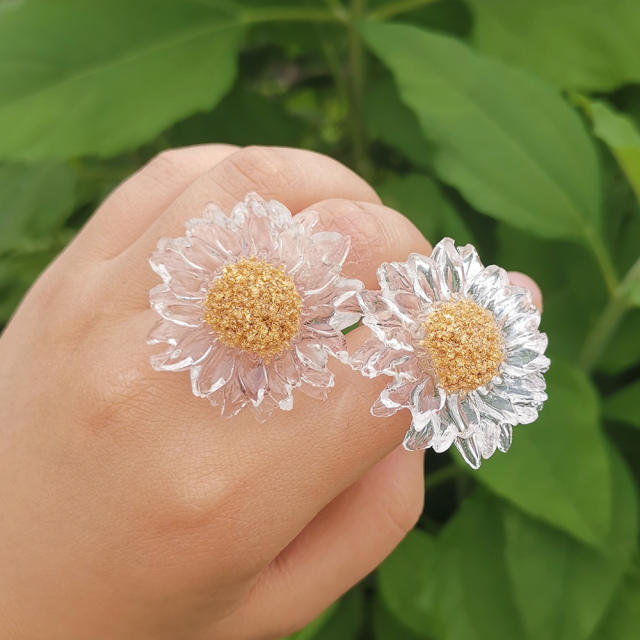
left=148, top=193, right=363, bottom=420
left=350, top=238, right=550, bottom=469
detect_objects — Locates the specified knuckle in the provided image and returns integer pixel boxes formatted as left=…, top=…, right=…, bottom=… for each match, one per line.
left=316, top=199, right=389, bottom=268
left=221, top=146, right=301, bottom=197
left=142, top=148, right=188, bottom=180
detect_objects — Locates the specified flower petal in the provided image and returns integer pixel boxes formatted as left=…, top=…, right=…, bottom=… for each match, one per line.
left=408, top=253, right=440, bottom=303
left=403, top=419, right=435, bottom=451
left=372, top=379, right=415, bottom=416
left=457, top=243, right=484, bottom=283
left=455, top=435, right=481, bottom=469
left=497, top=423, right=513, bottom=453
left=149, top=284, right=203, bottom=327
left=430, top=237, right=465, bottom=297
left=350, top=336, right=414, bottom=379
left=238, top=360, right=268, bottom=406
left=150, top=326, right=213, bottom=371
left=191, top=344, right=236, bottom=396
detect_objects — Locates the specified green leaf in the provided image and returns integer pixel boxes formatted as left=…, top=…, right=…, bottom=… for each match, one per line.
left=593, top=576, right=640, bottom=639
left=597, top=309, right=640, bottom=375
left=0, top=163, right=76, bottom=251
left=364, top=74, right=434, bottom=170
left=377, top=529, right=441, bottom=637
left=283, top=588, right=364, bottom=640
left=472, top=361, right=613, bottom=548
left=167, top=84, right=306, bottom=148
left=577, top=97, right=640, bottom=204
left=0, top=0, right=243, bottom=160
left=604, top=380, right=640, bottom=429
left=378, top=495, right=525, bottom=639
left=313, top=588, right=364, bottom=640
left=0, top=231, right=74, bottom=325
left=373, top=597, right=428, bottom=640
left=467, top=0, right=640, bottom=92
left=361, top=22, right=602, bottom=245
left=377, top=173, right=474, bottom=245
left=502, top=445, right=638, bottom=640
left=496, top=224, right=607, bottom=362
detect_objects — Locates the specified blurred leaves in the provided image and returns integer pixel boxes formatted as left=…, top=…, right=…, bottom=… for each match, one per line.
left=284, top=588, right=363, bottom=639
left=604, top=380, right=640, bottom=429
left=502, top=446, right=638, bottom=640
left=378, top=494, right=525, bottom=640
left=379, top=452, right=637, bottom=640
left=0, top=163, right=76, bottom=251
left=0, top=0, right=243, bottom=160
left=577, top=97, right=640, bottom=203
left=377, top=173, right=474, bottom=245
left=594, top=576, right=640, bottom=639
left=473, top=361, right=612, bottom=547
left=361, top=22, right=603, bottom=246
left=364, top=74, right=433, bottom=170
left=467, top=0, right=640, bottom=92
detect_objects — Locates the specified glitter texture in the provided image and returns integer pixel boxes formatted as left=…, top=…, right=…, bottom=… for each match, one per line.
left=203, top=258, right=302, bottom=361
left=350, top=237, right=550, bottom=469
left=422, top=299, right=503, bottom=394
left=148, top=193, right=364, bottom=421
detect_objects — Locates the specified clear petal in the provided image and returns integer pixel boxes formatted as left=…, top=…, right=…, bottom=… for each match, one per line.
left=372, top=380, right=415, bottom=416
left=149, top=284, right=203, bottom=327
left=454, top=435, right=481, bottom=469
left=457, top=243, right=484, bottom=283
left=466, top=265, right=510, bottom=310
left=302, top=323, right=347, bottom=360
left=350, top=336, right=414, bottom=379
left=220, top=370, right=248, bottom=418
left=300, top=380, right=330, bottom=401
left=408, top=253, right=441, bottom=302
left=378, top=261, right=414, bottom=297
left=150, top=326, right=213, bottom=371
left=191, top=345, right=236, bottom=396
left=497, top=423, right=513, bottom=453
left=301, top=366, right=334, bottom=389
left=238, top=360, right=268, bottom=406
left=430, top=237, right=465, bottom=297
left=403, top=419, right=435, bottom=451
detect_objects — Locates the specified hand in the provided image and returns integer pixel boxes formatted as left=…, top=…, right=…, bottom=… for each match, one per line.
left=0, top=145, right=542, bottom=640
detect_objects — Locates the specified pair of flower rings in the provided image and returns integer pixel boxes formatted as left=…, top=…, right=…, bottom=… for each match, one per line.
left=148, top=193, right=549, bottom=469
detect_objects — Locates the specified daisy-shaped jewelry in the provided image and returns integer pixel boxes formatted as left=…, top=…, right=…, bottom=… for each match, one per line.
left=350, top=238, right=549, bottom=468
left=148, top=193, right=363, bottom=420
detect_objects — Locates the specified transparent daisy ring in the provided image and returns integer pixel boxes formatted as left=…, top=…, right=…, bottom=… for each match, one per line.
left=147, top=193, right=364, bottom=421
left=350, top=238, right=550, bottom=469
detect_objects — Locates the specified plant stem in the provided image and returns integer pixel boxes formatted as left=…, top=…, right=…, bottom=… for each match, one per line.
left=369, top=0, right=439, bottom=21
left=584, top=227, right=619, bottom=295
left=240, top=6, right=347, bottom=26
left=580, top=255, right=640, bottom=371
left=347, top=0, right=372, bottom=179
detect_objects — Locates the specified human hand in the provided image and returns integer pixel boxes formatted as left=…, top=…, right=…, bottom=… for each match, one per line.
left=0, top=145, right=542, bottom=639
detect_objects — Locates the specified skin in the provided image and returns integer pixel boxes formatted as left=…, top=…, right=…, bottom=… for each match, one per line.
left=0, top=145, right=542, bottom=640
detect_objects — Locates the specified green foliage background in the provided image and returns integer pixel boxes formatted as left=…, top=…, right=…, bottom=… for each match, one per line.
left=1, top=0, right=640, bottom=638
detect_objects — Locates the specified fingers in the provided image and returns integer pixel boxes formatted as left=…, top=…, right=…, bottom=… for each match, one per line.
left=311, top=198, right=432, bottom=288
left=107, top=147, right=381, bottom=309
left=71, top=144, right=239, bottom=261
left=508, top=271, right=543, bottom=312
left=215, top=447, right=425, bottom=640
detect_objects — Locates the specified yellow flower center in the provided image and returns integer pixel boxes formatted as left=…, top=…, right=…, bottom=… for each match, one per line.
left=203, top=258, right=302, bottom=361
left=421, top=299, right=504, bottom=394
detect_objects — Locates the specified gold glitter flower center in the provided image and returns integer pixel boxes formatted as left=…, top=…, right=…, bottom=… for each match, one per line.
left=421, top=299, right=504, bottom=394
left=203, top=258, right=302, bottom=361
